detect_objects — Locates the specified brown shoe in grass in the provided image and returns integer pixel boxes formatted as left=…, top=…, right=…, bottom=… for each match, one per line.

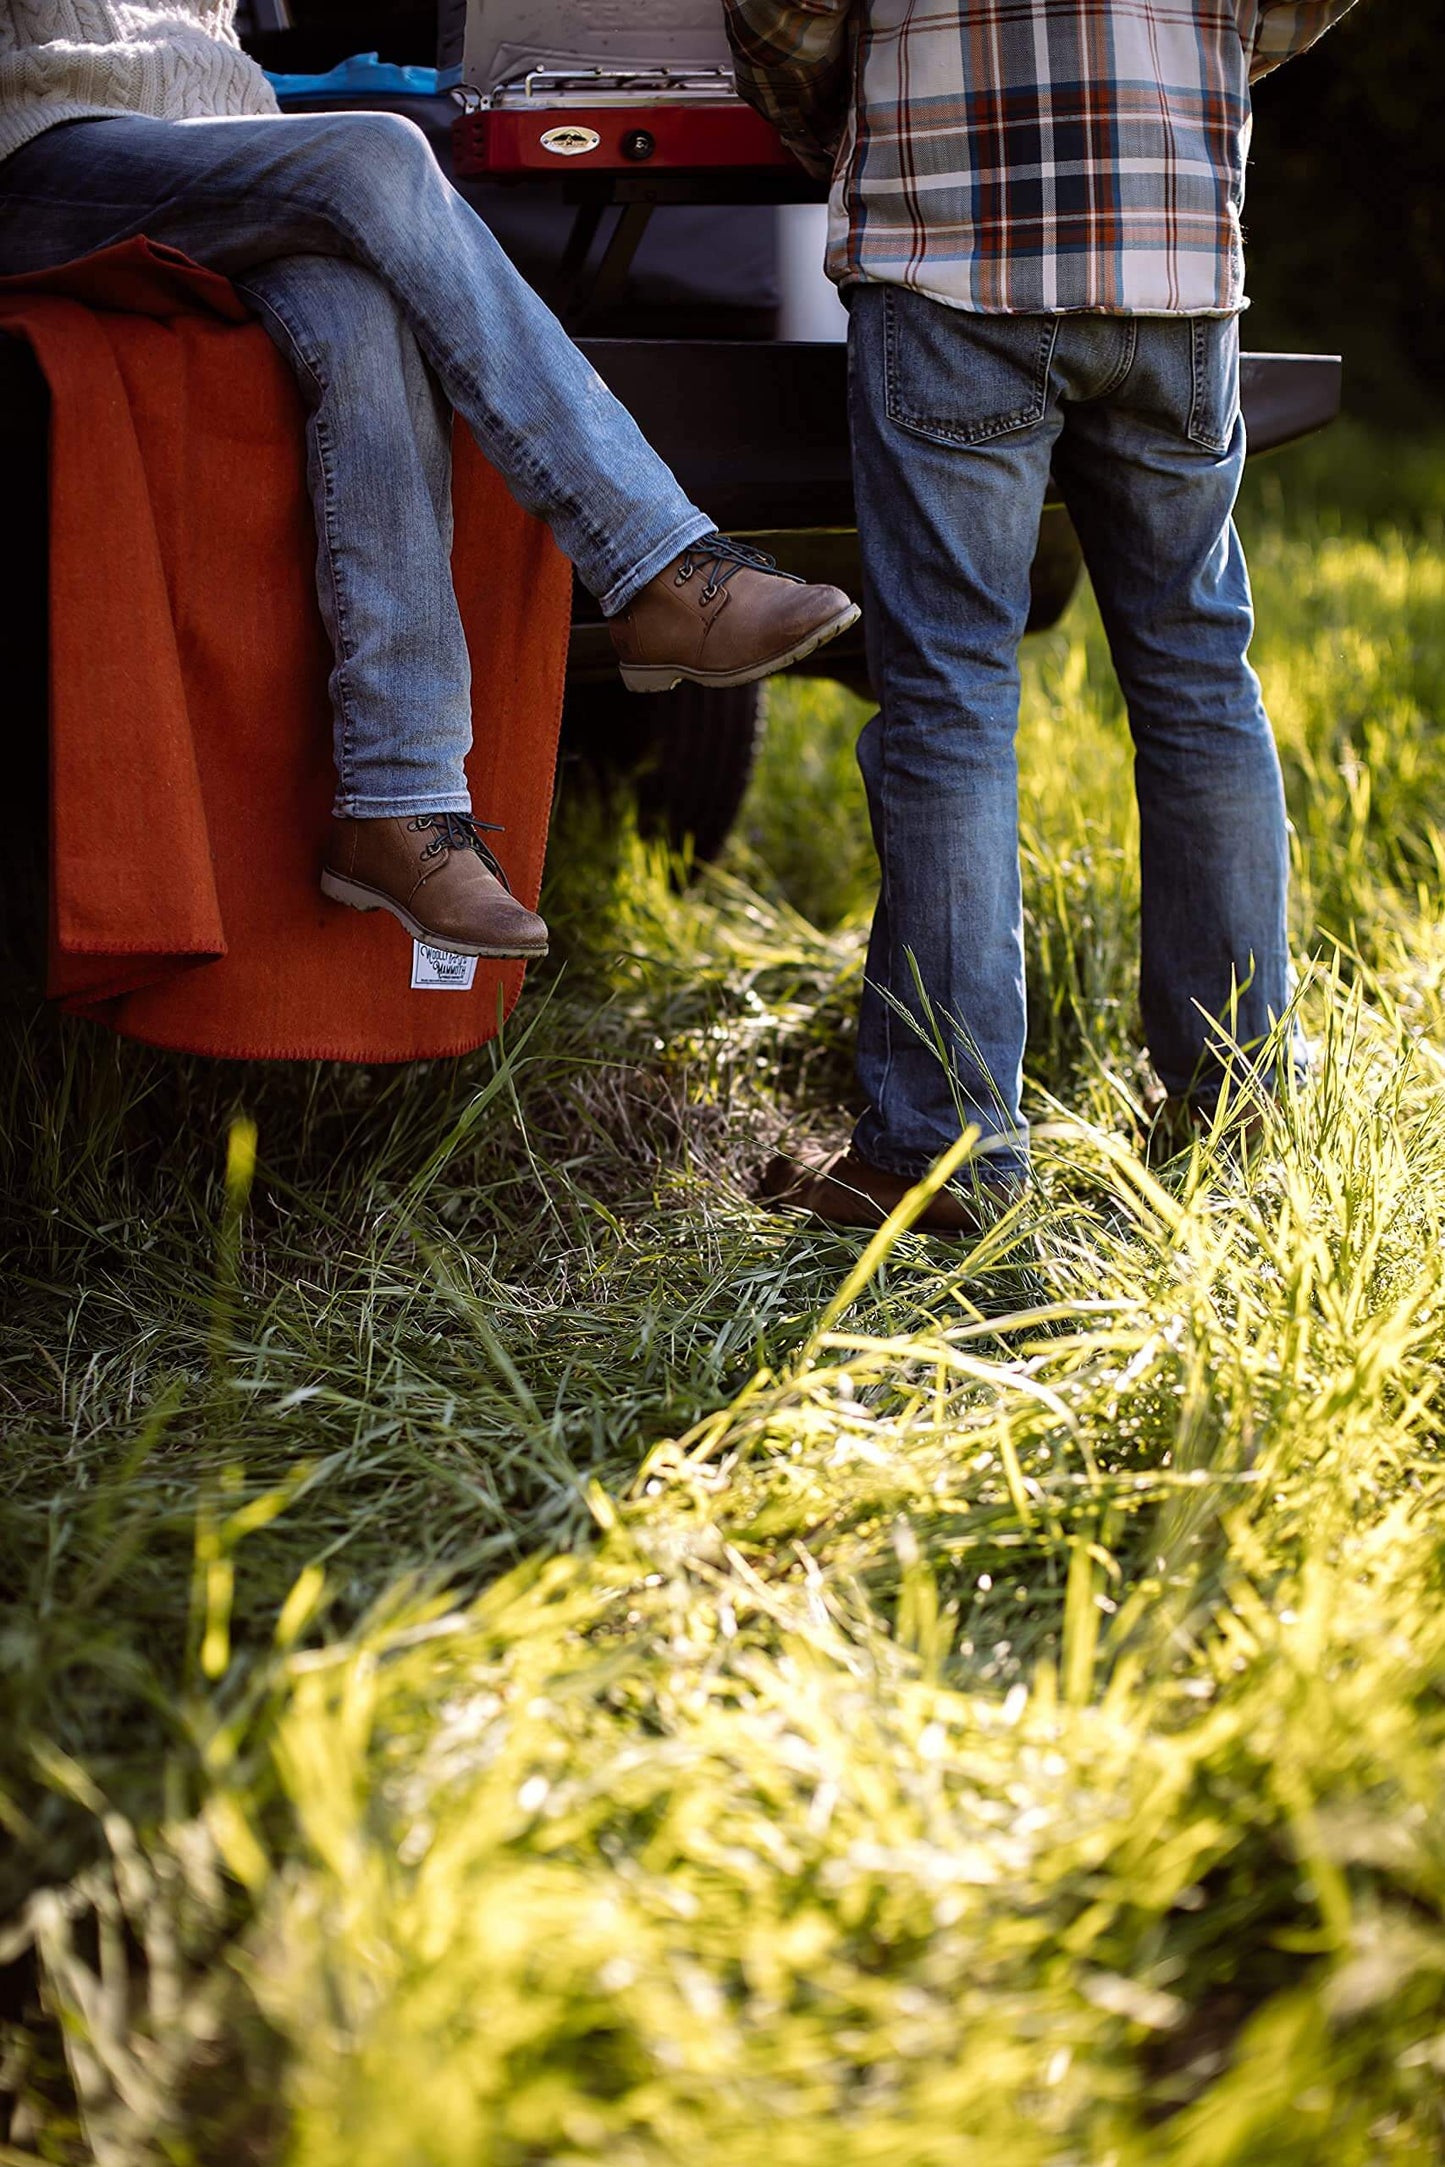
left=1142, top=1083, right=1270, bottom=1164
left=321, top=813, right=548, bottom=959
left=611, top=535, right=859, bottom=693
left=759, top=1143, right=1023, bottom=1235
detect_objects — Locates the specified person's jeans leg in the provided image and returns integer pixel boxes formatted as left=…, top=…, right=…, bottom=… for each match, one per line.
left=0, top=114, right=714, bottom=613
left=1053, top=318, right=1296, bottom=1104
left=848, top=288, right=1060, bottom=1183
left=238, top=255, right=472, bottom=816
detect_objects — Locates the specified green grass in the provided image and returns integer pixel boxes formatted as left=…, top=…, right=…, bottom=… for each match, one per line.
left=4, top=434, right=1445, bottom=2162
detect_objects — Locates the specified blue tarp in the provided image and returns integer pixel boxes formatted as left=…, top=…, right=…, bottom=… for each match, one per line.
left=264, top=52, right=461, bottom=98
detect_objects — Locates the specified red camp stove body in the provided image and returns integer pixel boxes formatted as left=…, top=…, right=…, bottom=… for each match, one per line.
left=455, top=2, right=803, bottom=182
left=453, top=97, right=798, bottom=180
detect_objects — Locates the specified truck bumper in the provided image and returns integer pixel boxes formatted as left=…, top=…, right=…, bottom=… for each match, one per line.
left=577, top=342, right=1342, bottom=533
left=565, top=342, right=1342, bottom=685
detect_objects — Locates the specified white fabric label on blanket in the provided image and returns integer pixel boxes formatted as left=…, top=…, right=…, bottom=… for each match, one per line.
left=411, top=941, right=479, bottom=992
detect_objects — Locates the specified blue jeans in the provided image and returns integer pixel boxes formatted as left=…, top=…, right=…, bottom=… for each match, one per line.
left=0, top=114, right=713, bottom=815
left=848, top=287, right=1294, bottom=1181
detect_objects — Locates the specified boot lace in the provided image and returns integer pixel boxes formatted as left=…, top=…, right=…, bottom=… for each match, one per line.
left=407, top=812, right=510, bottom=890
left=674, top=534, right=804, bottom=605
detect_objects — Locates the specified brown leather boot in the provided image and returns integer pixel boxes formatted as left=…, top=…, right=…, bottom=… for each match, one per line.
left=759, top=1144, right=1024, bottom=1234
left=611, top=536, right=859, bottom=693
left=320, top=813, right=549, bottom=958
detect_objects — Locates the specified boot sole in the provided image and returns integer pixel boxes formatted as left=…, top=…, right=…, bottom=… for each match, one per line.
left=320, top=870, right=549, bottom=959
left=618, top=601, right=862, bottom=694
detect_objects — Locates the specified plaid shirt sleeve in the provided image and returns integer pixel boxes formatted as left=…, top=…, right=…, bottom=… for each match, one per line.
left=1250, top=0, right=1363, bottom=80
left=720, top=0, right=854, bottom=179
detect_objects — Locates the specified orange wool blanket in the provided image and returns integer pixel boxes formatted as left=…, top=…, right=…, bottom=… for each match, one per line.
left=0, top=238, right=570, bottom=1060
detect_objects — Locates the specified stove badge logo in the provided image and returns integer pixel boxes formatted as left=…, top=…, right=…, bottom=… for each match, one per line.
left=540, top=124, right=602, bottom=157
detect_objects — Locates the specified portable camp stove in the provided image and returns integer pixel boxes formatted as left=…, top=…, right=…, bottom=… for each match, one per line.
left=452, top=0, right=809, bottom=184
left=451, top=1, right=820, bottom=322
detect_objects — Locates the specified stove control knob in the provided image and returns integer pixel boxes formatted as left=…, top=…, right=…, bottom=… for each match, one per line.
left=621, top=128, right=656, bottom=163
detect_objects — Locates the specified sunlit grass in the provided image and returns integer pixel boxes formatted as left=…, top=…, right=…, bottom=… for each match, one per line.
left=4, top=436, right=1445, bottom=2161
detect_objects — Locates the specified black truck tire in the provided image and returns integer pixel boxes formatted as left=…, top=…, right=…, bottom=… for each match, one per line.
left=561, top=678, right=764, bottom=865
left=1026, top=512, right=1086, bottom=634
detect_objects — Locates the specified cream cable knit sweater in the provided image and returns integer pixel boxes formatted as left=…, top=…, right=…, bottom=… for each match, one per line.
left=0, top=0, right=279, bottom=167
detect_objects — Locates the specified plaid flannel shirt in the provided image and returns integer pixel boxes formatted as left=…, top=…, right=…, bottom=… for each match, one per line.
left=723, top=0, right=1362, bottom=315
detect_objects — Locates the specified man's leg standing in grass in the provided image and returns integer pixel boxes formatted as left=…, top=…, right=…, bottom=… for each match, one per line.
left=1054, top=324, right=1296, bottom=1128
left=728, top=0, right=1357, bottom=1231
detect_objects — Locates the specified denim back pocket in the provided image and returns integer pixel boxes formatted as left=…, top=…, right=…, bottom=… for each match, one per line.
left=883, top=286, right=1059, bottom=447
left=1187, top=316, right=1242, bottom=455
